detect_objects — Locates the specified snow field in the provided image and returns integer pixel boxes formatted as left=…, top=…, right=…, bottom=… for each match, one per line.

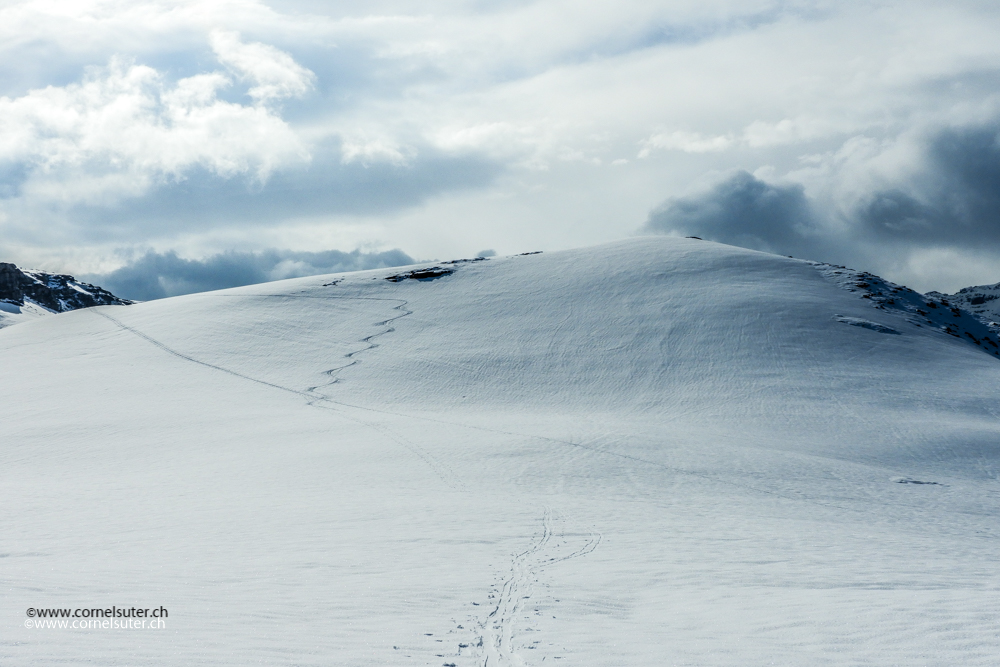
left=2, top=237, right=1000, bottom=665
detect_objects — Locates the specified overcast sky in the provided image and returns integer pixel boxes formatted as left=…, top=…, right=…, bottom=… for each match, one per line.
left=2, top=0, right=1000, bottom=297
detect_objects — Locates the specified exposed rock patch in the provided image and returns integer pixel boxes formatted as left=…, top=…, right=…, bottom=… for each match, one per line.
left=813, top=262, right=1000, bottom=358
left=385, top=267, right=455, bottom=282
left=0, top=262, right=132, bottom=321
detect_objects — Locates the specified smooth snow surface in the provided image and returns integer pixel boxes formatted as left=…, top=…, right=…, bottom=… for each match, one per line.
left=3, top=237, right=1000, bottom=666
left=0, top=299, right=56, bottom=329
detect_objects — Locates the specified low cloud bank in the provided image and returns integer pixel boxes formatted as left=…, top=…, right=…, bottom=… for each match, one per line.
left=644, top=122, right=1000, bottom=291
left=646, top=170, right=817, bottom=257
left=87, top=248, right=414, bottom=301
left=855, top=125, right=1000, bottom=246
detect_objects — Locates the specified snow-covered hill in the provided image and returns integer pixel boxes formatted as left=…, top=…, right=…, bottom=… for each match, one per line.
left=0, top=262, right=132, bottom=328
left=3, top=237, right=1000, bottom=666
left=930, top=281, right=1000, bottom=330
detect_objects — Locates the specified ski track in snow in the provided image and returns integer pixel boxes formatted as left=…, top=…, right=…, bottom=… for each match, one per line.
left=93, top=302, right=609, bottom=664
left=481, top=509, right=602, bottom=667
left=92, top=292, right=856, bottom=511
left=89, top=306, right=466, bottom=493
left=90, top=309, right=311, bottom=399
left=482, top=509, right=553, bottom=667
left=92, top=286, right=857, bottom=665
left=10, top=238, right=1000, bottom=665
left=304, top=297, right=414, bottom=392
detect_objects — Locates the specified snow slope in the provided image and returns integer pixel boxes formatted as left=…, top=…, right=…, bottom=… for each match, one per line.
left=0, top=299, right=59, bottom=329
left=930, top=281, right=1000, bottom=330
left=3, top=237, right=1000, bottom=666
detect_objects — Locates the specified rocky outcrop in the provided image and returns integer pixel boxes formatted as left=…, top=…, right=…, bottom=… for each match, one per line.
left=0, top=262, right=133, bottom=313
left=928, top=283, right=1000, bottom=330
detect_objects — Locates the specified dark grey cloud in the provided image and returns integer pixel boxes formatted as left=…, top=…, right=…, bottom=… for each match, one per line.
left=85, top=247, right=414, bottom=301
left=26, top=144, right=502, bottom=244
left=644, top=169, right=819, bottom=257
left=644, top=122, right=1000, bottom=268
left=856, top=124, right=1000, bottom=245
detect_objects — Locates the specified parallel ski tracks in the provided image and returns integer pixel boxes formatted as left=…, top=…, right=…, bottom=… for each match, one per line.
left=480, top=509, right=602, bottom=667
left=482, top=509, right=553, bottom=667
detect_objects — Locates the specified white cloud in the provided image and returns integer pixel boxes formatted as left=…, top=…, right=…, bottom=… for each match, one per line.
left=639, top=131, right=735, bottom=156
left=638, top=118, right=868, bottom=159
left=0, top=40, right=312, bottom=206
left=4, top=1, right=1000, bottom=291
left=339, top=134, right=412, bottom=166
left=210, top=30, right=316, bottom=104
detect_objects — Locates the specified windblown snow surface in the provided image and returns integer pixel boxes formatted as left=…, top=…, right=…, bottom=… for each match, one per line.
left=3, top=237, right=1000, bottom=666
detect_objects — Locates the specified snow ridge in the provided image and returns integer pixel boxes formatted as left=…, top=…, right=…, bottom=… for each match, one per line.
left=812, top=262, right=1000, bottom=357
left=929, top=282, right=1000, bottom=330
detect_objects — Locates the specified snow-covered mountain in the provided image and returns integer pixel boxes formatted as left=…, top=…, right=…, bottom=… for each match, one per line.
left=3, top=237, right=1000, bottom=666
left=0, top=262, right=132, bottom=328
left=929, top=282, right=1000, bottom=330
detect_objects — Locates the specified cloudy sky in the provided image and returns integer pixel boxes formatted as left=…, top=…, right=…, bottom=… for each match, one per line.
left=2, top=0, right=1000, bottom=297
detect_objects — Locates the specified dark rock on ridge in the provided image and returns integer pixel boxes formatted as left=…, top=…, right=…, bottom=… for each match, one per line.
left=0, top=262, right=133, bottom=313
left=384, top=267, right=455, bottom=282
left=928, top=283, right=1000, bottom=329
